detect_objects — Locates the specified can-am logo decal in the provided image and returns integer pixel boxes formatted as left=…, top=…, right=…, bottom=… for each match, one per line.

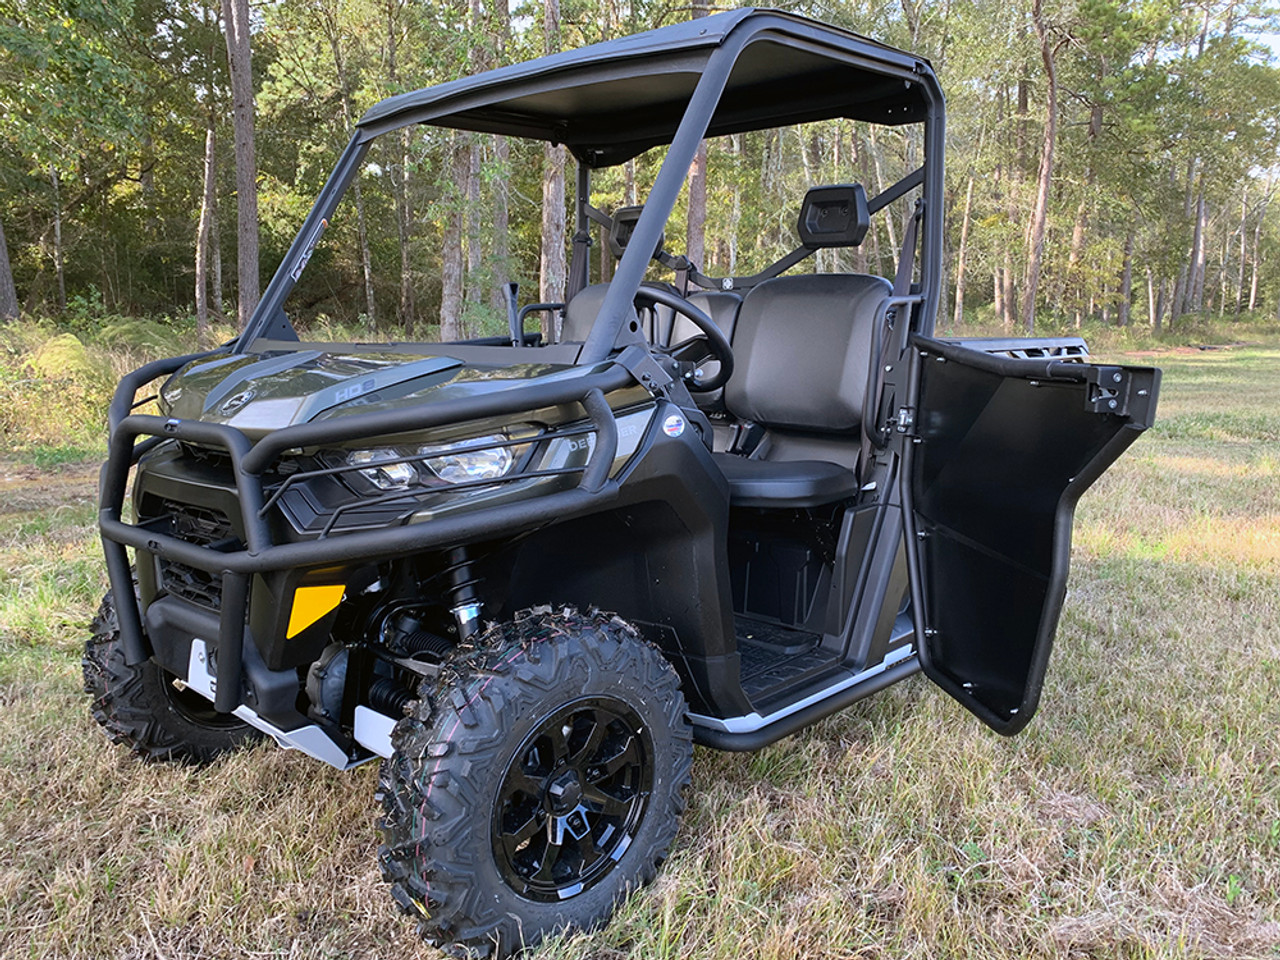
left=219, top=390, right=255, bottom=415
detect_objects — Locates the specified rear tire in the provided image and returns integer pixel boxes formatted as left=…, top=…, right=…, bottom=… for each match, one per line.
left=377, top=608, right=693, bottom=958
left=82, top=590, right=261, bottom=763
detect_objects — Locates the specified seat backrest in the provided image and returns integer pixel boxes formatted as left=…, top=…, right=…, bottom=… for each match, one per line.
left=560, top=283, right=611, bottom=342
left=723, top=273, right=891, bottom=434
left=559, top=282, right=683, bottom=343
left=668, top=291, right=742, bottom=347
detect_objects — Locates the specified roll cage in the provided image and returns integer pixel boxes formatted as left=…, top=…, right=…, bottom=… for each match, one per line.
left=236, top=7, right=945, bottom=356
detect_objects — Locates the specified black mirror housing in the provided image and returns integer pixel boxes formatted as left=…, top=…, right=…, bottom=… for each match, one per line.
left=796, top=184, right=870, bottom=248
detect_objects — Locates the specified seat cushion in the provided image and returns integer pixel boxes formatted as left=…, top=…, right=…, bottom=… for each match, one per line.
left=713, top=452, right=857, bottom=508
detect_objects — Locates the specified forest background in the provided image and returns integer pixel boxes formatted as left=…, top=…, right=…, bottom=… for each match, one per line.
left=1, top=0, right=1279, bottom=452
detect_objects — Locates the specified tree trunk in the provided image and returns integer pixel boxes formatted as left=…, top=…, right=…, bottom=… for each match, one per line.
left=386, top=0, right=414, bottom=329
left=462, top=0, right=487, bottom=328
left=1119, top=229, right=1134, bottom=326
left=686, top=141, right=707, bottom=271
left=729, top=134, right=742, bottom=276
left=490, top=134, right=511, bottom=311
left=1020, top=0, right=1056, bottom=333
left=487, top=0, right=511, bottom=314
left=195, top=122, right=216, bottom=340
left=539, top=0, right=565, bottom=338
left=1189, top=179, right=1207, bottom=314
left=440, top=133, right=466, bottom=340
left=465, top=134, right=483, bottom=321
left=1172, top=264, right=1187, bottom=326
left=1234, top=184, right=1248, bottom=317
left=221, top=0, right=259, bottom=330
left=857, top=131, right=883, bottom=273
left=0, top=216, right=18, bottom=321
left=50, top=166, right=66, bottom=312
left=684, top=0, right=708, bottom=272
left=211, top=193, right=224, bottom=318
left=1067, top=199, right=1087, bottom=324
left=326, top=16, right=376, bottom=330
left=1152, top=268, right=1162, bottom=330
left=952, top=175, right=974, bottom=327
left=993, top=267, right=1005, bottom=328
left=1248, top=169, right=1273, bottom=312
left=868, top=126, right=897, bottom=254
left=540, top=145, right=566, bottom=312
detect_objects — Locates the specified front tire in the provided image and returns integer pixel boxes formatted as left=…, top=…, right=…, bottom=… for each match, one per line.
left=82, top=590, right=261, bottom=763
left=377, top=608, right=693, bottom=958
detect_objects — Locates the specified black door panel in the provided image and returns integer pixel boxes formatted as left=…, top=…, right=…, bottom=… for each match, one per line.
left=901, top=335, right=1159, bottom=734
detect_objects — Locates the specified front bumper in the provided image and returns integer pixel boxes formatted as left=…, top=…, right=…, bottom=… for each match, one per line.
left=100, top=355, right=633, bottom=714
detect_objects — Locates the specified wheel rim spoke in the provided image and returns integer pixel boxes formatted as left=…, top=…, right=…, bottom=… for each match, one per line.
left=593, top=733, right=641, bottom=780
left=546, top=721, right=572, bottom=764
left=507, top=770, right=544, bottom=799
left=576, top=829, right=604, bottom=871
left=493, top=696, right=653, bottom=902
left=570, top=714, right=608, bottom=764
left=531, top=830, right=564, bottom=883
left=582, top=784, right=632, bottom=818
left=501, top=810, right=545, bottom=859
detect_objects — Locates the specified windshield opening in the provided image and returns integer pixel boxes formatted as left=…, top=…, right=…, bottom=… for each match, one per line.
left=278, top=116, right=924, bottom=346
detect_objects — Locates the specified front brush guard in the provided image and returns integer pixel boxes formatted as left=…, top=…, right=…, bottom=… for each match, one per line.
left=99, top=354, right=633, bottom=713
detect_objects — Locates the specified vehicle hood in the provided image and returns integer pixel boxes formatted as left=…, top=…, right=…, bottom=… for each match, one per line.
left=160, top=348, right=580, bottom=436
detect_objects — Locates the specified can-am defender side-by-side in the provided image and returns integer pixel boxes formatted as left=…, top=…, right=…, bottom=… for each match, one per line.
left=86, top=10, right=1160, bottom=957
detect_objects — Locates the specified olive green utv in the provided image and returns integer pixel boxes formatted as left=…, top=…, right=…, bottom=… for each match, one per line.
left=86, top=9, right=1159, bottom=957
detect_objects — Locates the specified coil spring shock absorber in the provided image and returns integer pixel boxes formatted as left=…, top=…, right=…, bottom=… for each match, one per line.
left=443, top=546, right=483, bottom=641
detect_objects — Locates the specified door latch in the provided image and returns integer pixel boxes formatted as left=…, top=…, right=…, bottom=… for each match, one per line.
left=1083, top=367, right=1131, bottom=416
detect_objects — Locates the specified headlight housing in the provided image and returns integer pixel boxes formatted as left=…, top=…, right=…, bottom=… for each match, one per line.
left=347, top=448, right=416, bottom=491
left=335, top=430, right=530, bottom=494
left=418, top=435, right=514, bottom=483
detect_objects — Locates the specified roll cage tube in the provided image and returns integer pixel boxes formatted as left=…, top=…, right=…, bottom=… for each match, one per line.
left=578, top=46, right=737, bottom=363
left=236, top=15, right=947, bottom=354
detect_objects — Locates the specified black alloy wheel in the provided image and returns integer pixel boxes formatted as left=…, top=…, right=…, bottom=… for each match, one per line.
left=378, top=608, right=693, bottom=959
left=492, top=696, right=653, bottom=901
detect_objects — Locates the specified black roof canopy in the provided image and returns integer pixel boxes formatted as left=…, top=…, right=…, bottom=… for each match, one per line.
left=356, top=8, right=936, bottom=167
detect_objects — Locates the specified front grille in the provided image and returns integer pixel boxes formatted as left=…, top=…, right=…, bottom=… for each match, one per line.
left=180, top=441, right=234, bottom=468
left=159, top=561, right=224, bottom=610
left=154, top=500, right=239, bottom=611
left=165, top=500, right=235, bottom=545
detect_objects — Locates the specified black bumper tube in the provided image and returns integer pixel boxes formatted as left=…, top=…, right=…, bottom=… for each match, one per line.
left=99, top=362, right=634, bottom=675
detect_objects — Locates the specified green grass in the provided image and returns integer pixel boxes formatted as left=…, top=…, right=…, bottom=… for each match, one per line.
left=1, top=336, right=1278, bottom=959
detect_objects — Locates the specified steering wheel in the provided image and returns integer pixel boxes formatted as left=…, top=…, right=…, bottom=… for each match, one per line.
left=633, top=286, right=735, bottom=392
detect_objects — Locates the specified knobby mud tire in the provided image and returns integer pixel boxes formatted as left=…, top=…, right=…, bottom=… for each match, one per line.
left=377, top=607, right=693, bottom=958
left=82, top=590, right=261, bottom=763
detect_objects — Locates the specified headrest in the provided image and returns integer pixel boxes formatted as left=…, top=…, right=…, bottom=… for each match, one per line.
left=796, top=184, right=870, bottom=249
left=608, top=206, right=665, bottom=260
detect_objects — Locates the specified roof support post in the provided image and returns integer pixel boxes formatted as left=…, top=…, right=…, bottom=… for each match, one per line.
left=579, top=41, right=742, bottom=363
left=236, top=134, right=370, bottom=350
left=567, top=162, right=592, bottom=301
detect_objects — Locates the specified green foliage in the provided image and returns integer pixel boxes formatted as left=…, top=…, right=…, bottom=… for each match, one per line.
left=0, top=0, right=1278, bottom=333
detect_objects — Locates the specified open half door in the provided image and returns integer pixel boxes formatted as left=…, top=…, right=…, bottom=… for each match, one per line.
left=899, top=336, right=1160, bottom=734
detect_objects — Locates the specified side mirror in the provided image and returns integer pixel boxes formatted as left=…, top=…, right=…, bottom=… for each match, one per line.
left=608, top=206, right=665, bottom=260
left=797, top=184, right=870, bottom=248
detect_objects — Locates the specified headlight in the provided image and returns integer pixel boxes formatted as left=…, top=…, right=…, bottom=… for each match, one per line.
left=347, top=449, right=415, bottom=491
left=419, top=435, right=514, bottom=483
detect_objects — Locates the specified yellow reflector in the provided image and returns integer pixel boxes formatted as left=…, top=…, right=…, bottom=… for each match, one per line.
left=286, top=584, right=346, bottom=638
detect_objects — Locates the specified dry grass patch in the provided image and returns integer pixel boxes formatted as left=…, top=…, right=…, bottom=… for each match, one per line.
left=2, top=339, right=1280, bottom=959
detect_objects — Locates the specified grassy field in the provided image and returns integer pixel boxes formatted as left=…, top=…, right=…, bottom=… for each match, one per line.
left=0, top=336, right=1277, bottom=959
